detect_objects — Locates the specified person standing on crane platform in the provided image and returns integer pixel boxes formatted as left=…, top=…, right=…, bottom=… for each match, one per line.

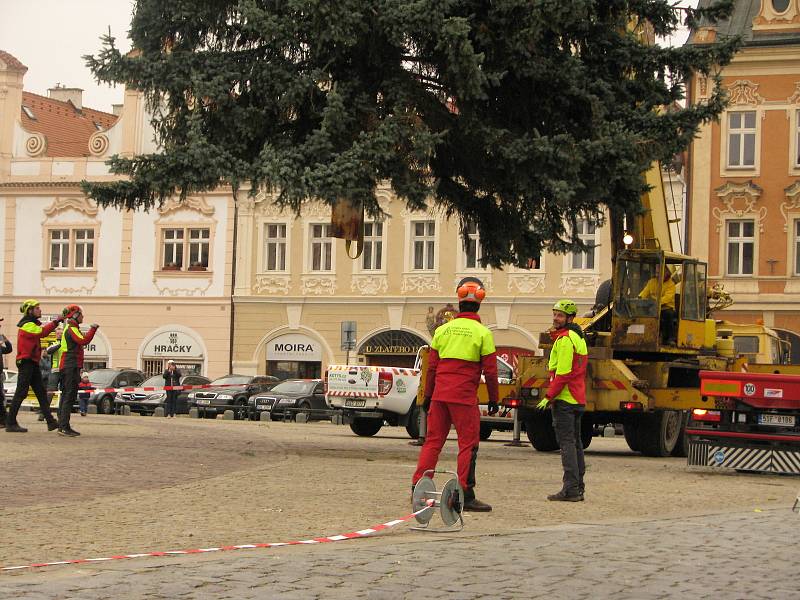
left=537, top=299, right=588, bottom=502
left=412, top=277, right=499, bottom=512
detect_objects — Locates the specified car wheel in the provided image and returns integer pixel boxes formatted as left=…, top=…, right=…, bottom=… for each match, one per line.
left=350, top=418, right=383, bottom=437
left=234, top=400, right=248, bottom=420
left=99, top=396, right=114, bottom=415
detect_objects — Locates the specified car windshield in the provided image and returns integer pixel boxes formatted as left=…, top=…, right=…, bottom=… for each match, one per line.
left=269, top=380, right=316, bottom=394
left=88, top=369, right=118, bottom=386
left=211, top=375, right=251, bottom=386
left=142, top=375, right=166, bottom=387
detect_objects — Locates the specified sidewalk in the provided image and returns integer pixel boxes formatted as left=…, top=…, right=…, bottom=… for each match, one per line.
left=2, top=507, right=798, bottom=599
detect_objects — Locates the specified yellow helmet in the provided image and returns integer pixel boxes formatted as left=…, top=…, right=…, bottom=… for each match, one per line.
left=553, top=299, right=578, bottom=316
left=20, top=299, right=40, bottom=314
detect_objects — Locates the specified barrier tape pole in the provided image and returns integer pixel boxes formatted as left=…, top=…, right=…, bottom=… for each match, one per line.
left=81, top=382, right=256, bottom=394
left=0, top=501, right=435, bottom=572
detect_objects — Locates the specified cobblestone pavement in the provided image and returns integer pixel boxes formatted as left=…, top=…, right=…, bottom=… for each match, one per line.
left=2, top=507, right=799, bottom=599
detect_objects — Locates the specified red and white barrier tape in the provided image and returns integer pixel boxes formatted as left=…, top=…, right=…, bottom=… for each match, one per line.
left=84, top=382, right=250, bottom=394
left=0, top=501, right=434, bottom=572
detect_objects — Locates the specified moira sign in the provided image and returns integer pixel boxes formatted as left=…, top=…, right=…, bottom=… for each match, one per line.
left=267, top=333, right=322, bottom=362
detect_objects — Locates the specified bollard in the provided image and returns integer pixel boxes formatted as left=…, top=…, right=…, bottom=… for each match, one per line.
left=87, top=404, right=98, bottom=414
left=504, top=407, right=524, bottom=447
left=259, top=410, right=271, bottom=422
left=603, top=425, right=616, bottom=438
left=295, top=412, right=308, bottom=424
left=122, top=405, right=131, bottom=416
left=223, top=409, right=235, bottom=420
left=189, top=407, right=200, bottom=419
left=154, top=407, right=165, bottom=417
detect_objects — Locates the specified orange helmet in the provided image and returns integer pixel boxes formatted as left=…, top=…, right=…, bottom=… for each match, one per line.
left=456, top=277, right=486, bottom=303
left=62, top=304, right=83, bottom=320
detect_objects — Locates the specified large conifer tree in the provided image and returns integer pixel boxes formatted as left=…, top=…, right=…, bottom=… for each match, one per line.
left=84, top=0, right=737, bottom=266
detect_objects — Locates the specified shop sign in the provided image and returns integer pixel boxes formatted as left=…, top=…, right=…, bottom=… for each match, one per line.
left=267, top=333, right=321, bottom=361
left=144, top=330, right=204, bottom=358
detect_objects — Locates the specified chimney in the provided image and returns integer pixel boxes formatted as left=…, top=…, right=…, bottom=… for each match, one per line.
left=112, top=103, right=123, bottom=116
left=48, top=84, right=83, bottom=110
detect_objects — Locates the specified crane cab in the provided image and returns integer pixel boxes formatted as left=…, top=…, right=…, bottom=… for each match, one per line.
left=611, top=249, right=709, bottom=353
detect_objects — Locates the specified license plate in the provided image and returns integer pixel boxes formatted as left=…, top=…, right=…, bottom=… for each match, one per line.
left=196, top=399, right=210, bottom=405
left=345, top=399, right=366, bottom=408
left=758, top=414, right=795, bottom=426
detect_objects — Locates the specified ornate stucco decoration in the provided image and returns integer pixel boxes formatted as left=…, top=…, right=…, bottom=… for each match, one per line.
left=301, top=274, right=337, bottom=295
left=43, top=282, right=96, bottom=296
left=780, top=181, right=800, bottom=232
left=254, top=274, right=290, bottom=295
left=401, top=273, right=441, bottom=293
left=788, top=82, right=800, bottom=105
left=559, top=274, right=600, bottom=294
left=152, top=277, right=214, bottom=297
left=351, top=274, right=388, bottom=295
left=727, top=80, right=764, bottom=106
left=713, top=181, right=767, bottom=232
left=157, top=196, right=215, bottom=217
left=43, top=196, right=99, bottom=218
left=25, top=132, right=46, bottom=157
left=88, top=131, right=109, bottom=157
left=508, top=273, right=546, bottom=294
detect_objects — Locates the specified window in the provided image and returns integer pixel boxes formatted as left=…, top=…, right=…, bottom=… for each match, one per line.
left=48, top=228, right=95, bottom=270
left=50, top=229, right=70, bottom=269
left=463, top=223, right=483, bottom=269
left=161, top=227, right=210, bottom=270
left=188, top=228, right=210, bottom=268
left=795, top=220, right=800, bottom=275
left=796, top=110, right=800, bottom=168
left=727, top=111, right=756, bottom=168
left=309, top=223, right=332, bottom=271
left=570, top=219, right=597, bottom=270
left=412, top=221, right=436, bottom=270
left=362, top=221, right=383, bottom=271
left=264, top=223, right=287, bottom=271
left=726, top=220, right=754, bottom=275
left=74, top=229, right=94, bottom=268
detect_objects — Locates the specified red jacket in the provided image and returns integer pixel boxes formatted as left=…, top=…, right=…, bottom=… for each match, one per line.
left=424, top=313, right=499, bottom=406
left=59, top=323, right=98, bottom=370
left=15, top=316, right=59, bottom=362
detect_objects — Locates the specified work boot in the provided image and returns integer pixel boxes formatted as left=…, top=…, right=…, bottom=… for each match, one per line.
left=463, top=498, right=492, bottom=512
left=58, top=428, right=79, bottom=437
left=6, top=423, right=28, bottom=433
left=46, top=418, right=59, bottom=432
left=547, top=491, right=583, bottom=502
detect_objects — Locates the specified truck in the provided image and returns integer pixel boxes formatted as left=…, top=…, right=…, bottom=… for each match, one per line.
left=687, top=370, right=800, bottom=475
left=324, top=351, right=517, bottom=439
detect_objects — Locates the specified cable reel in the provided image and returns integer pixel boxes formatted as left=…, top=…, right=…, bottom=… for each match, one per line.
left=411, top=470, right=464, bottom=532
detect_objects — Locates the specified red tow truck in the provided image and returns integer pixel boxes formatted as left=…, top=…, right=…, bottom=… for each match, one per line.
left=687, top=371, right=800, bottom=475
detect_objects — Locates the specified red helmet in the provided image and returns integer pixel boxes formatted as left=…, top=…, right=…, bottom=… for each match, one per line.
left=62, top=304, right=83, bottom=320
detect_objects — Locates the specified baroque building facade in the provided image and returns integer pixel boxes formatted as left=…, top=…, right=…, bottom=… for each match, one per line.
left=0, top=50, right=233, bottom=378
left=687, top=0, right=800, bottom=361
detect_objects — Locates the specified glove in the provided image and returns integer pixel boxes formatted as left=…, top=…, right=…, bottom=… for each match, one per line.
left=487, top=399, right=499, bottom=416
left=536, top=398, right=550, bottom=410
left=55, top=315, right=64, bottom=323
left=422, top=396, right=432, bottom=413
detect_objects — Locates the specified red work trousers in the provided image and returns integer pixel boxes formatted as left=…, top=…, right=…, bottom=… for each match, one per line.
left=412, top=401, right=480, bottom=499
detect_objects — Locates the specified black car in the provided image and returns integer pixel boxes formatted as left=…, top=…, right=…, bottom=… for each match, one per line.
left=187, top=374, right=278, bottom=419
left=249, top=379, right=327, bottom=421
left=85, top=368, right=146, bottom=414
left=114, top=374, right=211, bottom=415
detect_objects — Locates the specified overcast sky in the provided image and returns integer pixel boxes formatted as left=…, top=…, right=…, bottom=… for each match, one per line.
left=1, top=0, right=698, bottom=114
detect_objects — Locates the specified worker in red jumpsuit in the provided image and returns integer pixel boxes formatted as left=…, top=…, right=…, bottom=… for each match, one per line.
left=412, top=277, right=498, bottom=512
